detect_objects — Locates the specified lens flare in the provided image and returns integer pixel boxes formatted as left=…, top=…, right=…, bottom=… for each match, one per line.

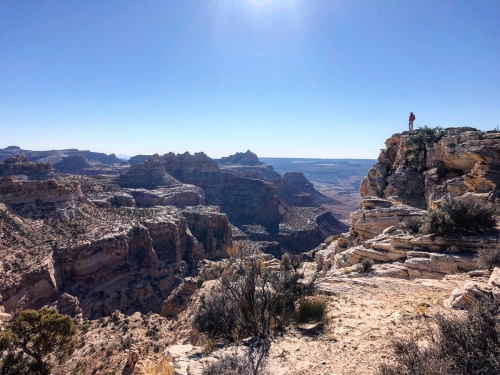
left=248, top=0, right=274, bottom=8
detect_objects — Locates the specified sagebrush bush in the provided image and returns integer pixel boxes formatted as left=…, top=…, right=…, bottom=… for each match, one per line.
left=357, top=258, right=374, bottom=273
left=419, top=197, right=496, bottom=236
left=202, top=351, right=255, bottom=375
left=294, top=296, right=328, bottom=324
left=478, top=245, right=500, bottom=270
left=379, top=297, right=500, bottom=375
left=193, top=249, right=316, bottom=341
left=405, top=217, right=423, bottom=234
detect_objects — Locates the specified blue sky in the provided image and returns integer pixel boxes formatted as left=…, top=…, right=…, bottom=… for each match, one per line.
left=1, top=0, right=499, bottom=158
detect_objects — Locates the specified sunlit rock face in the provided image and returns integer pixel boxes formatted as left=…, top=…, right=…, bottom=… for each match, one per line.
left=360, top=127, right=500, bottom=209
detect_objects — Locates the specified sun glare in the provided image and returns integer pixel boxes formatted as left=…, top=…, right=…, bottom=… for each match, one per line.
left=248, top=0, right=274, bottom=8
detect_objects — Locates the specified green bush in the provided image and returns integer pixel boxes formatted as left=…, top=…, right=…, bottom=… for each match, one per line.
left=478, top=245, right=500, bottom=270
left=405, top=217, right=423, bottom=234
left=420, top=197, right=496, bottom=236
left=294, top=296, right=328, bottom=324
left=405, top=126, right=443, bottom=148
left=0, top=308, right=78, bottom=375
left=379, top=297, right=500, bottom=375
left=193, top=256, right=314, bottom=341
left=357, top=258, right=374, bottom=273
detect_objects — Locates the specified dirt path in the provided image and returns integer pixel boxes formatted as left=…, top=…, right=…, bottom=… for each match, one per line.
left=267, top=275, right=468, bottom=375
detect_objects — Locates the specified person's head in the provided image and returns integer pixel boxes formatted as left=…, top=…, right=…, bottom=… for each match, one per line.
left=410, top=112, right=413, bottom=114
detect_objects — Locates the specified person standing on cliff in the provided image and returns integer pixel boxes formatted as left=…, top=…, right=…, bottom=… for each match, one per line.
left=408, top=112, right=416, bottom=131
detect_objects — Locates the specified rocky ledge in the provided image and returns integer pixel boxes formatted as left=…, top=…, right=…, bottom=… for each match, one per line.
left=0, top=177, right=231, bottom=319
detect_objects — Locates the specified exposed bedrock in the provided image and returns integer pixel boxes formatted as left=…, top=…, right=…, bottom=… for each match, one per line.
left=217, top=151, right=331, bottom=206
left=160, top=152, right=283, bottom=231
left=0, top=177, right=232, bottom=318
left=0, top=176, right=87, bottom=218
left=0, top=154, right=52, bottom=179
left=53, top=207, right=230, bottom=318
left=52, top=155, right=92, bottom=173
left=116, top=154, right=183, bottom=189
left=126, top=186, right=205, bottom=208
left=217, top=150, right=264, bottom=166
left=271, top=177, right=313, bottom=207
left=0, top=146, right=126, bottom=166
left=350, top=197, right=425, bottom=243
left=241, top=206, right=348, bottom=253
left=360, top=127, right=500, bottom=209
left=112, top=154, right=206, bottom=208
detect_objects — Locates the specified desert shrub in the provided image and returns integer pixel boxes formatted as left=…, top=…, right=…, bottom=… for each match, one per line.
left=379, top=297, right=500, bottom=375
left=478, top=245, right=500, bottom=270
left=202, top=340, right=270, bottom=375
left=144, top=358, right=175, bottom=375
left=280, top=253, right=302, bottom=271
left=202, top=339, right=216, bottom=356
left=405, top=217, right=423, bottom=234
left=0, top=308, right=78, bottom=375
left=405, top=126, right=443, bottom=151
left=193, top=289, right=241, bottom=340
left=294, top=296, right=328, bottom=324
left=202, top=351, right=254, bottom=375
left=193, top=254, right=315, bottom=341
left=404, top=126, right=444, bottom=170
left=280, top=253, right=292, bottom=271
left=120, top=338, right=131, bottom=351
left=357, top=258, right=374, bottom=273
left=420, top=197, right=496, bottom=236
left=196, top=276, right=205, bottom=289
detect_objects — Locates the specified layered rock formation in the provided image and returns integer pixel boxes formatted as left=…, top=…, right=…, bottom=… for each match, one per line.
left=0, top=146, right=126, bottom=165
left=217, top=151, right=336, bottom=208
left=0, top=154, right=52, bottom=179
left=0, top=147, right=129, bottom=176
left=217, top=150, right=264, bottom=166
left=158, top=152, right=283, bottom=230
left=113, top=155, right=205, bottom=208
left=0, top=177, right=231, bottom=318
left=318, top=127, right=500, bottom=281
left=360, top=127, right=500, bottom=209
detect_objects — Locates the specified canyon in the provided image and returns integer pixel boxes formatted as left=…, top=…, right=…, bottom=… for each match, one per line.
left=1, top=126, right=499, bottom=375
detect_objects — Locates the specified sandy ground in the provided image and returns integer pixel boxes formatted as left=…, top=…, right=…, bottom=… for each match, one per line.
left=265, top=275, right=470, bottom=375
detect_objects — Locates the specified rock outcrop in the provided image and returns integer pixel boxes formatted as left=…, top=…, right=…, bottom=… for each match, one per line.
left=0, top=146, right=126, bottom=166
left=217, top=151, right=335, bottom=207
left=217, top=150, right=264, bottom=166
left=317, top=127, right=500, bottom=282
left=0, top=176, right=86, bottom=218
left=116, top=154, right=183, bottom=189
left=114, top=155, right=206, bottom=208
left=360, top=127, right=500, bottom=209
left=0, top=154, right=52, bottom=179
left=0, top=178, right=231, bottom=318
left=161, top=152, right=283, bottom=231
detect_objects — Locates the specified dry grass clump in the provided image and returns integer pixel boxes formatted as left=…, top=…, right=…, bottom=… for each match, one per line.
left=380, top=298, right=500, bottom=375
left=202, top=351, right=256, bottom=375
left=144, top=358, right=175, bottom=375
left=294, top=296, right=329, bottom=324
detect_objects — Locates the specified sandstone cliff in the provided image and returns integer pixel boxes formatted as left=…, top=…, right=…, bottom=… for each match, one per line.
left=317, top=127, right=500, bottom=281
left=360, top=127, right=500, bottom=209
left=0, top=177, right=231, bottom=319
left=0, top=154, right=52, bottom=179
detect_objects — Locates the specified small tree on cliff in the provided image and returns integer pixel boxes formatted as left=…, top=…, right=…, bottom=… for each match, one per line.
left=0, top=308, right=78, bottom=375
